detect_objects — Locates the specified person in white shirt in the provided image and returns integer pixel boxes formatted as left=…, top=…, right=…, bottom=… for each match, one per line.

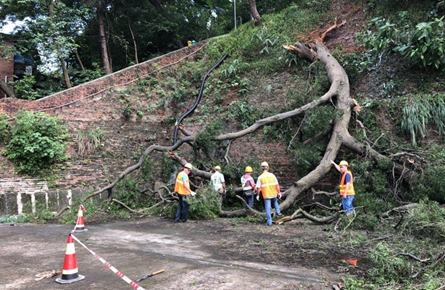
left=211, top=165, right=226, bottom=205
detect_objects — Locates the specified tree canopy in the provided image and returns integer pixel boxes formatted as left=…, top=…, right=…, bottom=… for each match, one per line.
left=1, top=0, right=296, bottom=96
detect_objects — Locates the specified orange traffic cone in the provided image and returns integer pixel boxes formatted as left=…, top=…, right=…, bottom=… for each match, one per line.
left=74, top=205, right=88, bottom=232
left=55, top=234, right=85, bottom=284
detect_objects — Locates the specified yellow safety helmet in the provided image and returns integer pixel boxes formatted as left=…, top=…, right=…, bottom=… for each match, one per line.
left=245, top=166, right=253, bottom=173
left=261, top=161, right=269, bottom=168
left=214, top=165, right=221, bottom=171
left=184, top=163, right=193, bottom=170
left=339, top=160, right=349, bottom=167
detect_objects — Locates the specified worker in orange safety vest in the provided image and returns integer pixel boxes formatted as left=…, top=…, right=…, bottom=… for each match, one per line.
left=256, top=162, right=282, bottom=226
left=330, top=160, right=355, bottom=216
left=174, top=163, right=196, bottom=222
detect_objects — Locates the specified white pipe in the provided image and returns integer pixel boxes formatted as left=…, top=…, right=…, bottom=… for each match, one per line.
left=234, top=0, right=237, bottom=30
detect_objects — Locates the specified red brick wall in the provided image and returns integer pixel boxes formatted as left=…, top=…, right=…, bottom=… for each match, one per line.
left=0, top=40, right=299, bottom=193
left=0, top=41, right=14, bottom=97
left=0, top=42, right=208, bottom=190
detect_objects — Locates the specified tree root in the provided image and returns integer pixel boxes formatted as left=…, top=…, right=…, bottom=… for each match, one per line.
left=111, top=198, right=175, bottom=215
left=219, top=195, right=263, bottom=218
left=275, top=208, right=340, bottom=225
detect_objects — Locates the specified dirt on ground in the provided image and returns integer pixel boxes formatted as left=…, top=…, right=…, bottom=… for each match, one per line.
left=1, top=214, right=374, bottom=290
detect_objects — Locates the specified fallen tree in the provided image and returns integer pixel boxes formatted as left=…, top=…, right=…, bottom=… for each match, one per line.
left=56, top=21, right=405, bottom=220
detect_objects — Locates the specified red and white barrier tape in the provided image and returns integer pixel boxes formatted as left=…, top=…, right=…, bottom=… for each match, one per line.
left=70, top=234, right=146, bottom=290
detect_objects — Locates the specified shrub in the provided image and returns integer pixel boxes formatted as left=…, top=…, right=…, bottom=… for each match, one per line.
left=411, top=165, right=445, bottom=204
left=369, top=242, right=410, bottom=284
left=398, top=199, right=445, bottom=241
left=11, top=75, right=40, bottom=100
left=395, top=17, right=445, bottom=69
left=401, top=94, right=445, bottom=146
left=0, top=113, right=10, bottom=142
left=357, top=14, right=445, bottom=70
left=3, top=110, right=69, bottom=175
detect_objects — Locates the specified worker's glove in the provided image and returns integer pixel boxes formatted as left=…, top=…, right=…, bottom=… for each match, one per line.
left=256, top=195, right=260, bottom=201
left=190, top=191, right=197, bottom=197
left=278, top=193, right=282, bottom=200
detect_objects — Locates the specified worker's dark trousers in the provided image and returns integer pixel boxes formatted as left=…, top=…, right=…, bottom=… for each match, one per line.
left=175, top=195, right=189, bottom=222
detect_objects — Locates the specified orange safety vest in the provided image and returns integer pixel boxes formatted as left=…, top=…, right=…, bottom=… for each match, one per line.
left=174, top=171, right=190, bottom=196
left=258, top=171, right=279, bottom=199
left=339, top=170, right=355, bottom=196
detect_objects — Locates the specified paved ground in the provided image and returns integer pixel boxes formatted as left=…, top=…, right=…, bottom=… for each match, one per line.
left=1, top=217, right=343, bottom=290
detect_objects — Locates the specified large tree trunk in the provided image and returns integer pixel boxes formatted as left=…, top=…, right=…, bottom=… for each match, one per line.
left=50, top=0, right=71, bottom=88
left=97, top=0, right=112, bottom=74
left=127, top=16, right=138, bottom=64
left=249, top=0, right=261, bottom=26
left=278, top=40, right=351, bottom=211
left=57, top=44, right=71, bottom=88
left=65, top=22, right=401, bottom=220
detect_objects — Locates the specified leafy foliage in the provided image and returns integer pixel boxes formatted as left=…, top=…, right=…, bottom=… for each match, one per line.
left=75, top=126, right=104, bottom=156
left=395, top=17, right=445, bottom=69
left=0, top=214, right=29, bottom=223
left=369, top=242, right=409, bottom=284
left=291, top=144, right=324, bottom=176
left=401, top=94, right=445, bottom=146
left=3, top=111, right=68, bottom=175
left=399, top=200, right=445, bottom=240
left=357, top=14, right=445, bottom=69
left=0, top=113, right=11, bottom=142
left=187, top=184, right=221, bottom=220
left=227, top=100, right=257, bottom=129
left=411, top=166, right=445, bottom=204
left=11, top=75, right=40, bottom=100
left=112, top=177, right=149, bottom=210
left=195, top=120, right=224, bottom=156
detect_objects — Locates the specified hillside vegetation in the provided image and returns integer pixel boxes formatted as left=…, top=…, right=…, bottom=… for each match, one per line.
left=1, top=0, right=445, bottom=288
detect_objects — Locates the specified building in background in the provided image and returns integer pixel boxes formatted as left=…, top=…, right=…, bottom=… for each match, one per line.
left=0, top=33, right=34, bottom=98
left=0, top=33, right=15, bottom=97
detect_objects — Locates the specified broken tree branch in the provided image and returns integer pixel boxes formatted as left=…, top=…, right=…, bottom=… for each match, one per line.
left=395, top=252, right=430, bottom=263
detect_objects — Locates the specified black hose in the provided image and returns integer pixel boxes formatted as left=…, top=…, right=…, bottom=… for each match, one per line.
left=173, top=54, right=228, bottom=145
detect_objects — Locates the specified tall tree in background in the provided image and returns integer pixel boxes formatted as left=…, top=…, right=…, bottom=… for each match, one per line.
left=0, top=0, right=88, bottom=88
left=49, top=0, right=72, bottom=88
left=1, top=0, right=289, bottom=97
left=97, top=0, right=112, bottom=74
left=249, top=0, right=261, bottom=25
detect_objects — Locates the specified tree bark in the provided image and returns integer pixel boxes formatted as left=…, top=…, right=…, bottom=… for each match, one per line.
left=50, top=0, right=72, bottom=88
left=249, top=0, right=261, bottom=26
left=278, top=40, right=350, bottom=211
left=127, top=16, right=138, bottom=64
left=57, top=45, right=72, bottom=88
left=98, top=0, right=112, bottom=74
